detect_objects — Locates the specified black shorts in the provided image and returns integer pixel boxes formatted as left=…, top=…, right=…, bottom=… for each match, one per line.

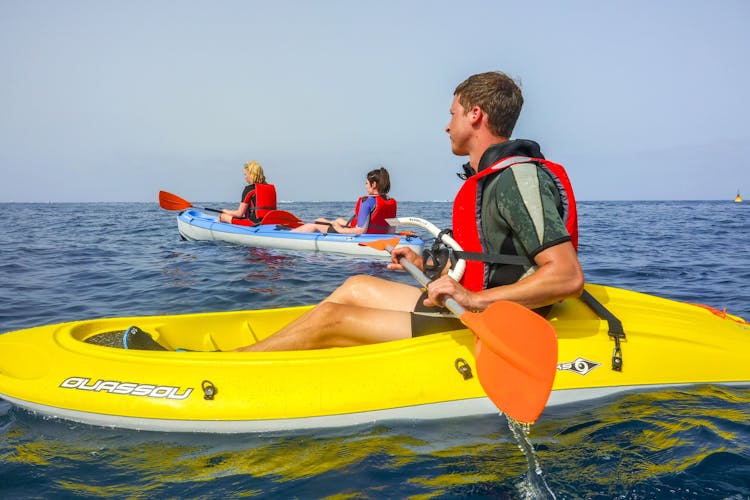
left=409, top=291, right=552, bottom=337
left=410, top=291, right=464, bottom=337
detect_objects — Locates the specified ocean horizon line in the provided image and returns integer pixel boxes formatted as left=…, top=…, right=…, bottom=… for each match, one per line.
left=0, top=199, right=742, bottom=204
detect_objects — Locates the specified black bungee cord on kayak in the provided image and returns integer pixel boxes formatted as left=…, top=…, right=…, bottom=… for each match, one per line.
left=578, top=290, right=626, bottom=371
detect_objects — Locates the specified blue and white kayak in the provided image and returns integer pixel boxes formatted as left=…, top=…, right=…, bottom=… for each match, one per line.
left=176, top=209, right=425, bottom=257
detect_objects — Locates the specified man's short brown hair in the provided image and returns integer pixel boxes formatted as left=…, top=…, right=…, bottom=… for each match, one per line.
left=454, top=72, right=524, bottom=138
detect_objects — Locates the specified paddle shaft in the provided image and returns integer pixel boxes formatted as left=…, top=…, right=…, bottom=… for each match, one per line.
left=388, top=244, right=466, bottom=317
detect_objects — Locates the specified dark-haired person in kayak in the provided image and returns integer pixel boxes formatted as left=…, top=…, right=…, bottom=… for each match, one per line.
left=237, top=71, right=584, bottom=352
left=291, top=167, right=397, bottom=235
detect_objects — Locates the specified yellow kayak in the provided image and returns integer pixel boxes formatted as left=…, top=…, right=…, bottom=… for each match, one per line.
left=1, top=284, right=748, bottom=433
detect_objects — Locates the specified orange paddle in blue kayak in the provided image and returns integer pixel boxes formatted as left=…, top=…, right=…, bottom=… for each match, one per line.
left=361, top=237, right=558, bottom=424
left=159, top=191, right=304, bottom=227
left=159, top=190, right=224, bottom=213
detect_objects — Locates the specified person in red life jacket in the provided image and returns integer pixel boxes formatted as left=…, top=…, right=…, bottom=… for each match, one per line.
left=236, top=71, right=584, bottom=352
left=292, top=167, right=397, bottom=235
left=218, top=160, right=277, bottom=225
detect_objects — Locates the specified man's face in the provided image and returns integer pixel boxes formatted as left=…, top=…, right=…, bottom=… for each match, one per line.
left=445, top=95, right=472, bottom=156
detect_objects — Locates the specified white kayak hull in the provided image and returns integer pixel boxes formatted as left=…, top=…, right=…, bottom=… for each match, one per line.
left=176, top=209, right=425, bottom=257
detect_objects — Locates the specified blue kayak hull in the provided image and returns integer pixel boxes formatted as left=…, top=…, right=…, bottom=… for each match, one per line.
left=176, top=209, right=425, bottom=257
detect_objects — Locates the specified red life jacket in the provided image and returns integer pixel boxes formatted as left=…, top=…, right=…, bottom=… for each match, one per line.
left=243, top=183, right=277, bottom=220
left=452, top=156, right=578, bottom=291
left=350, top=195, right=397, bottom=234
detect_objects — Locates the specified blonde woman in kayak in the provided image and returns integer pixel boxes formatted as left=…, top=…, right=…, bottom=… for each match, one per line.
left=218, top=161, right=277, bottom=225
left=292, top=167, right=397, bottom=235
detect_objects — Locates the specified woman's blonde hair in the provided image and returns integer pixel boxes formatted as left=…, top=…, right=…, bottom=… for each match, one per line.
left=243, top=160, right=266, bottom=184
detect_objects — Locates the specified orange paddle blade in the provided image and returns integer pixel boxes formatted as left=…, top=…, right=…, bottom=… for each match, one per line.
left=358, top=237, right=401, bottom=251
left=461, top=301, right=558, bottom=424
left=259, top=210, right=304, bottom=228
left=158, top=191, right=193, bottom=211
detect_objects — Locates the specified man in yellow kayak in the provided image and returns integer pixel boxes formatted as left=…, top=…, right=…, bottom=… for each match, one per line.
left=237, top=71, right=584, bottom=351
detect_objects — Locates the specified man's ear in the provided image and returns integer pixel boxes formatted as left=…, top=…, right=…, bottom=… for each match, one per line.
left=470, top=105, right=483, bottom=125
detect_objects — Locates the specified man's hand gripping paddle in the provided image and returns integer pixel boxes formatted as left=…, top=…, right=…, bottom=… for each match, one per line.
left=361, top=237, right=558, bottom=424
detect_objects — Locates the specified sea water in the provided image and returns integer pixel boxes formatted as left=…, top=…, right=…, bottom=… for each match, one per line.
left=1, top=200, right=749, bottom=498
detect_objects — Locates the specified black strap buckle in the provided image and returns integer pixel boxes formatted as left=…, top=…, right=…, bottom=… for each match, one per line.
left=422, top=229, right=457, bottom=280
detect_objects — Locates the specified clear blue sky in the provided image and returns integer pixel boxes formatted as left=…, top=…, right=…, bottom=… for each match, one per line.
left=1, top=0, right=748, bottom=202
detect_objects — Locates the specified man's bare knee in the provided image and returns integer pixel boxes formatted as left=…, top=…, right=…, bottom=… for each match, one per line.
left=327, top=275, right=380, bottom=304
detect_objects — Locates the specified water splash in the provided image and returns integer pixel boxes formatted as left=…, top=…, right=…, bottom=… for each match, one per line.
left=507, top=415, right=557, bottom=499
